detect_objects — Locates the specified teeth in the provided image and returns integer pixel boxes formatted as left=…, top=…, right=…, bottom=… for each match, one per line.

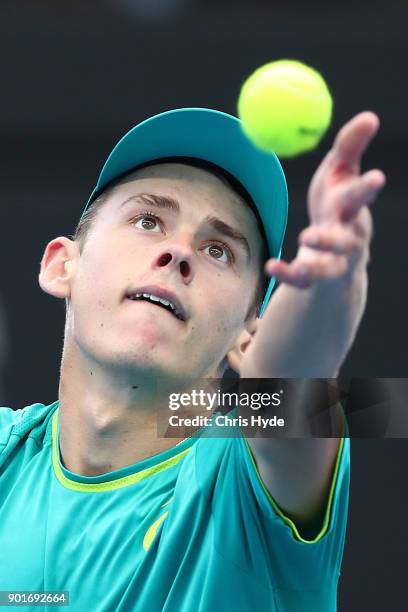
left=128, top=292, right=182, bottom=319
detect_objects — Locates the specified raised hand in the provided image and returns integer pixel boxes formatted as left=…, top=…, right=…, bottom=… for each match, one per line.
left=265, top=112, right=386, bottom=288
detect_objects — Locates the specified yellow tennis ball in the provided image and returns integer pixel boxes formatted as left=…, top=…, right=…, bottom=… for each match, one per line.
left=237, top=59, right=333, bottom=158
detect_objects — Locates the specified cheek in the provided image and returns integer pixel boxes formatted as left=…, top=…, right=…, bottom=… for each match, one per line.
left=71, top=281, right=112, bottom=333
left=72, top=249, right=120, bottom=316
left=202, top=271, right=251, bottom=325
left=194, top=287, right=244, bottom=344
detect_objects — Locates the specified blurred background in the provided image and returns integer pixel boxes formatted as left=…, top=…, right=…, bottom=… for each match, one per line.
left=0, top=1, right=407, bottom=609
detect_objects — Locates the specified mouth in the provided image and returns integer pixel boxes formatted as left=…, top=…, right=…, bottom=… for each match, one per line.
left=125, top=286, right=187, bottom=323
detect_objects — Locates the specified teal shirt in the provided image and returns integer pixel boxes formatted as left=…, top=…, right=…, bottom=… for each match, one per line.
left=0, top=402, right=350, bottom=611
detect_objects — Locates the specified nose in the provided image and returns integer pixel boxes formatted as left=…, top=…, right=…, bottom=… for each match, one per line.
left=153, top=237, right=194, bottom=284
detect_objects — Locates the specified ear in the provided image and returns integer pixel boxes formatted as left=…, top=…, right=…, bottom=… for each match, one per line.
left=226, top=317, right=259, bottom=375
left=38, top=237, right=78, bottom=299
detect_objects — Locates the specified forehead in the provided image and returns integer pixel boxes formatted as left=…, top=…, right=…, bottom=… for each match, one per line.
left=105, top=162, right=261, bottom=231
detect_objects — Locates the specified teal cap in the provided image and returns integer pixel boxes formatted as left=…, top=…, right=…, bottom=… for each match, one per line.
left=82, top=108, right=288, bottom=317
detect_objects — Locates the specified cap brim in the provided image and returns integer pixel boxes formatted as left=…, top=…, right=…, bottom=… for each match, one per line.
left=84, top=108, right=288, bottom=317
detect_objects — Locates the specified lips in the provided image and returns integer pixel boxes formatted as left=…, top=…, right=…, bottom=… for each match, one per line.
left=125, top=285, right=188, bottom=322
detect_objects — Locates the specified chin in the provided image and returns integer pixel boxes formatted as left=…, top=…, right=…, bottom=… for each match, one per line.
left=113, top=342, right=176, bottom=372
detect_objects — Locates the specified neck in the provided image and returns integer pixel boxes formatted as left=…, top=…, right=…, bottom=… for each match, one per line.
left=57, top=340, right=202, bottom=477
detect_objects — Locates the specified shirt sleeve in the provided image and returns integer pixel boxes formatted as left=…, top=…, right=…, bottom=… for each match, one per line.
left=194, top=424, right=350, bottom=605
left=238, top=432, right=350, bottom=589
left=0, top=403, right=55, bottom=469
left=0, top=407, right=25, bottom=445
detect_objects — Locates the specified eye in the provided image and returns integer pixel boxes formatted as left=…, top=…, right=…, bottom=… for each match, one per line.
left=203, top=243, right=232, bottom=264
left=133, top=212, right=162, bottom=233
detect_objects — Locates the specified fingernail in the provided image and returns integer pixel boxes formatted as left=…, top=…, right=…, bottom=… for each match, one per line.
left=306, top=236, right=319, bottom=246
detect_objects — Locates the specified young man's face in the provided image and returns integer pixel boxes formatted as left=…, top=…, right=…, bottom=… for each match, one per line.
left=64, top=163, right=263, bottom=380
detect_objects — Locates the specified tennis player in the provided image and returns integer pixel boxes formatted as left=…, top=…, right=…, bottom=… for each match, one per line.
left=0, top=108, right=385, bottom=611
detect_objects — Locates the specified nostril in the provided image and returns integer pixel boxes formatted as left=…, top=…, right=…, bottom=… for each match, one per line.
left=156, top=252, right=191, bottom=277
left=158, top=253, right=172, bottom=266
left=180, top=261, right=190, bottom=277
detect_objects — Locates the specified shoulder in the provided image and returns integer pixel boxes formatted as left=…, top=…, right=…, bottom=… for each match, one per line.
left=0, top=401, right=58, bottom=446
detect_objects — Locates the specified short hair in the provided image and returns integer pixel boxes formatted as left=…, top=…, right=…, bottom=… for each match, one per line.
left=70, top=157, right=270, bottom=320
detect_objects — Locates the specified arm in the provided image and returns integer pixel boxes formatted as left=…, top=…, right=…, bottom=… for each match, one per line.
left=243, top=112, right=384, bottom=379
left=240, top=112, right=386, bottom=531
left=245, top=262, right=368, bottom=378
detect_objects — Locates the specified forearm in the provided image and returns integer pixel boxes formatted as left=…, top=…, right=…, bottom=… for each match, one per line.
left=244, top=263, right=368, bottom=378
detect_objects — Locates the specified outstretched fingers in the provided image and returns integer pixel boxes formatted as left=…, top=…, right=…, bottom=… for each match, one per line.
left=330, top=111, right=381, bottom=172
left=329, top=168, right=386, bottom=221
left=299, top=224, right=363, bottom=255
left=265, top=254, right=349, bottom=289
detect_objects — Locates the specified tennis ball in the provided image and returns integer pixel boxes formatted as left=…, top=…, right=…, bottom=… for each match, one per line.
left=237, top=59, right=333, bottom=158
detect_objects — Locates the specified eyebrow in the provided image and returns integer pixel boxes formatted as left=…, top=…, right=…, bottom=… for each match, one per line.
left=119, top=193, right=251, bottom=259
left=120, top=193, right=180, bottom=214
left=202, top=215, right=250, bottom=258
